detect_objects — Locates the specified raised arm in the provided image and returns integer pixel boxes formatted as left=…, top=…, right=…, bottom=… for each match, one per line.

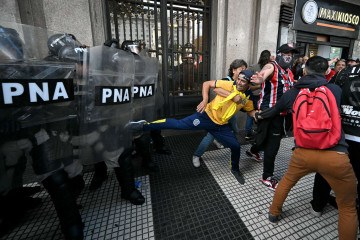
left=250, top=63, right=275, bottom=84
left=196, top=80, right=216, bottom=113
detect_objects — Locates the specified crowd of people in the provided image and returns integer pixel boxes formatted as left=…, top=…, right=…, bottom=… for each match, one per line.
left=1, top=20, right=359, bottom=239
left=126, top=44, right=360, bottom=239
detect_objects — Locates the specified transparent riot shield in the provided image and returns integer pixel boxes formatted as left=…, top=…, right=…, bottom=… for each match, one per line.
left=0, top=21, right=85, bottom=240
left=0, top=22, right=78, bottom=189
left=132, top=53, right=159, bottom=122
left=75, top=46, right=134, bottom=166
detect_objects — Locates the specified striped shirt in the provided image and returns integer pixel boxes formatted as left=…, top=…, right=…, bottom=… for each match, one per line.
left=257, top=61, right=294, bottom=110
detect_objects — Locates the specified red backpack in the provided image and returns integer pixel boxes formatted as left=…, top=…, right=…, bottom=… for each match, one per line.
left=292, top=86, right=341, bottom=149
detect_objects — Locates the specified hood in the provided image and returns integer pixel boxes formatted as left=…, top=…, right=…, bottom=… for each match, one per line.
left=294, top=74, right=328, bottom=89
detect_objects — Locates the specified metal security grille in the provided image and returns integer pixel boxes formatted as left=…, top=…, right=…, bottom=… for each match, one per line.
left=105, top=0, right=211, bottom=117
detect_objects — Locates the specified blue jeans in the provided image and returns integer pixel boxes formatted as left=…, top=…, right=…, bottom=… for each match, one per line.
left=193, top=115, right=238, bottom=158
left=144, top=112, right=241, bottom=171
left=245, top=115, right=253, bottom=134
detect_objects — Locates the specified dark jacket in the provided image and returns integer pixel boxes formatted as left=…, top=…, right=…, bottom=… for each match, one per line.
left=257, top=74, right=348, bottom=152
left=339, top=66, right=360, bottom=142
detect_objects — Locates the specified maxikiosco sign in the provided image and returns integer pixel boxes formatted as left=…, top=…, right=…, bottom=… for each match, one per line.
left=293, top=0, right=360, bottom=39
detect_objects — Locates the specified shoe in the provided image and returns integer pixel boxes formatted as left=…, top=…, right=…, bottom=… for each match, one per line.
left=246, top=150, right=262, bottom=162
left=121, top=189, right=145, bottom=205
left=192, top=156, right=200, bottom=167
left=124, top=120, right=147, bottom=132
left=268, top=213, right=280, bottom=225
left=260, top=176, right=278, bottom=191
left=231, top=169, right=245, bottom=185
left=309, top=203, right=322, bottom=217
left=213, top=139, right=224, bottom=149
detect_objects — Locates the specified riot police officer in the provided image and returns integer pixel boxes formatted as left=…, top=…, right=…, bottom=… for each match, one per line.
left=0, top=26, right=84, bottom=239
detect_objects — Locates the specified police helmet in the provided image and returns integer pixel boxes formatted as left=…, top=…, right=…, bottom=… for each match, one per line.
left=104, top=38, right=120, bottom=49
left=47, top=33, right=86, bottom=62
left=0, top=26, right=24, bottom=61
left=121, top=40, right=142, bottom=54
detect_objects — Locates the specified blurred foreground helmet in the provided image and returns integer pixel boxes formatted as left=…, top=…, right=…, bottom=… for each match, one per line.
left=47, top=33, right=87, bottom=62
left=121, top=40, right=142, bottom=54
left=0, top=26, right=24, bottom=61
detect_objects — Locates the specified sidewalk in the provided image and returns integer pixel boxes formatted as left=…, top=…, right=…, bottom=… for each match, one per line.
left=2, top=132, right=358, bottom=240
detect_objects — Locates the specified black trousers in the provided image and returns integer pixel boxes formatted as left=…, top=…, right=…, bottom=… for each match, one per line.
left=261, top=115, right=285, bottom=180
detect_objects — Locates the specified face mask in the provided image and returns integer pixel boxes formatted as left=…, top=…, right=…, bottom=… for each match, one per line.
left=276, top=54, right=293, bottom=69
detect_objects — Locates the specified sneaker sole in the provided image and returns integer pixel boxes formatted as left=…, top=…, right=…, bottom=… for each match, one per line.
left=309, top=203, right=322, bottom=217
left=269, top=220, right=278, bottom=226
left=193, top=162, right=200, bottom=167
left=124, top=120, right=147, bottom=129
left=260, top=179, right=276, bottom=191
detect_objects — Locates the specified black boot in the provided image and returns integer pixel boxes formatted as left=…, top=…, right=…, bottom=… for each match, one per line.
left=69, top=175, right=85, bottom=199
left=89, top=161, right=108, bottom=191
left=134, top=134, right=159, bottom=173
left=150, top=130, right=171, bottom=155
left=42, top=169, right=84, bottom=240
left=115, top=148, right=145, bottom=205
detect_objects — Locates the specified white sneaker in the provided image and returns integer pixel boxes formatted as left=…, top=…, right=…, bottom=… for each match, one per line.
left=192, top=156, right=200, bottom=167
left=309, top=203, right=322, bottom=217
left=213, top=139, right=224, bottom=149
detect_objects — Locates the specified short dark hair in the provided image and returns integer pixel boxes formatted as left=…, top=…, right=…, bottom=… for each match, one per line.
left=258, top=50, right=271, bottom=69
left=228, top=59, right=248, bottom=78
left=304, top=56, right=329, bottom=75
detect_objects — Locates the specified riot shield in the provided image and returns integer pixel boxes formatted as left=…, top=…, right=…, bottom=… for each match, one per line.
left=0, top=22, right=81, bottom=192
left=0, top=21, right=86, bottom=239
left=75, top=46, right=134, bottom=166
left=132, top=52, right=159, bottom=122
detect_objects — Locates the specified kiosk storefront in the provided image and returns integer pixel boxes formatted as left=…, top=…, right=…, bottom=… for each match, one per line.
left=284, top=0, right=360, bottom=60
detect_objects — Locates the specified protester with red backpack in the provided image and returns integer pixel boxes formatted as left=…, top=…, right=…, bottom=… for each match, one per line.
left=255, top=56, right=358, bottom=240
left=311, top=64, right=360, bottom=233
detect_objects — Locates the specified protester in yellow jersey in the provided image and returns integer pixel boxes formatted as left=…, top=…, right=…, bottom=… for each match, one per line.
left=125, top=70, right=256, bottom=184
left=205, top=80, right=253, bottom=125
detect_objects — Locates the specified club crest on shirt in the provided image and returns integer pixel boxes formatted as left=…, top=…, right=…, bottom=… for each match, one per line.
left=193, top=118, right=200, bottom=126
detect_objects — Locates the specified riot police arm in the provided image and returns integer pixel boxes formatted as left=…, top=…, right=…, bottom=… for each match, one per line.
left=250, top=63, right=274, bottom=84
left=196, top=80, right=216, bottom=113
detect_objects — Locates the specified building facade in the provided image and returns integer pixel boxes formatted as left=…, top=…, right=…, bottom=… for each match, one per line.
left=1, top=0, right=359, bottom=118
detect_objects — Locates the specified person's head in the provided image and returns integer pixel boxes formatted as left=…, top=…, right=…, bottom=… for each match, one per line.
left=303, top=56, right=309, bottom=63
left=303, top=56, right=329, bottom=75
left=228, top=59, right=247, bottom=80
left=334, top=59, right=346, bottom=72
left=276, top=44, right=299, bottom=69
left=0, top=26, right=24, bottom=61
left=121, top=40, right=142, bottom=54
left=347, top=58, right=358, bottom=67
left=258, top=50, right=271, bottom=69
left=236, top=69, right=253, bottom=92
left=296, top=57, right=303, bottom=64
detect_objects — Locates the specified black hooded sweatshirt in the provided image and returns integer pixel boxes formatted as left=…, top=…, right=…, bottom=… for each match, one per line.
left=257, top=74, right=348, bottom=153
